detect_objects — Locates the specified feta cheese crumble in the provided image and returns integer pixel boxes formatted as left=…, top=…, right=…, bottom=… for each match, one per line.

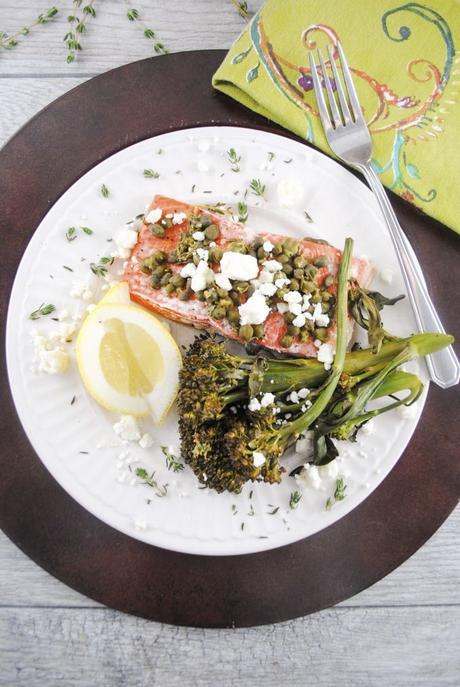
left=215, top=273, right=232, bottom=291
left=317, top=342, right=334, bottom=370
left=192, top=231, right=205, bottom=241
left=145, top=207, right=162, bottom=224
left=263, top=240, right=274, bottom=253
left=277, top=178, right=303, bottom=207
left=260, top=392, right=275, bottom=407
left=220, top=252, right=259, bottom=281
left=248, top=397, right=261, bottom=412
left=253, top=451, right=266, bottom=468
left=139, top=433, right=154, bottom=449
left=238, top=292, right=270, bottom=325
left=113, top=415, right=142, bottom=442
left=172, top=212, right=187, bottom=225
left=295, top=432, right=313, bottom=455
left=380, top=268, right=394, bottom=285
left=295, top=463, right=322, bottom=490
left=114, top=228, right=138, bottom=259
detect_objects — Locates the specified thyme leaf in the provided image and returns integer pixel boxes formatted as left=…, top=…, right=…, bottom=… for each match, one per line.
left=29, top=303, right=56, bottom=320
left=250, top=178, right=265, bottom=198
left=135, top=467, right=168, bottom=497
left=143, top=169, right=160, bottom=178
left=237, top=201, right=248, bottom=223
left=227, top=148, right=241, bottom=173
left=289, top=490, right=302, bottom=509
left=161, top=446, right=184, bottom=473
left=100, top=183, right=110, bottom=198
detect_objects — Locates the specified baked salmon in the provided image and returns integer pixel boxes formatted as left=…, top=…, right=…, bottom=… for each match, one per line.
left=124, top=195, right=373, bottom=357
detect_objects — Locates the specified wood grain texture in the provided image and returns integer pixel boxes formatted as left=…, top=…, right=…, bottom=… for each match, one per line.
left=0, top=0, right=263, bottom=76
left=1, top=607, right=459, bottom=687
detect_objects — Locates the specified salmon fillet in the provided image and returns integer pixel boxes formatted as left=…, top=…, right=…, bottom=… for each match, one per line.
left=124, top=195, right=373, bottom=357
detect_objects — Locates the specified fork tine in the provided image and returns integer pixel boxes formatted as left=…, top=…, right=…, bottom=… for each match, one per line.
left=317, top=48, right=341, bottom=128
left=327, top=44, right=352, bottom=124
left=308, top=51, right=333, bottom=131
left=336, top=41, right=364, bottom=122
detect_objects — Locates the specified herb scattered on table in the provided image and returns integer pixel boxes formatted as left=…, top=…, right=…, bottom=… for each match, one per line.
left=90, top=255, right=113, bottom=277
left=64, top=1, right=97, bottom=64
left=125, top=3, right=168, bottom=55
left=161, top=446, right=184, bottom=473
left=304, top=210, right=313, bottom=223
left=29, top=303, right=56, bottom=320
left=143, top=168, right=160, bottom=179
left=0, top=6, right=58, bottom=51
left=229, top=0, right=250, bottom=20
left=289, top=490, right=302, bottom=510
left=100, top=183, right=110, bottom=198
left=237, top=201, right=248, bottom=223
left=66, top=226, right=94, bottom=241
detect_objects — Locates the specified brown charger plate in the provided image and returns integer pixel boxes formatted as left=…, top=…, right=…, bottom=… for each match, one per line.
left=0, top=50, right=459, bottom=628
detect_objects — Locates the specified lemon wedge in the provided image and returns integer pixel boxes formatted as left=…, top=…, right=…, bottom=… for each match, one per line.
left=76, top=284, right=181, bottom=423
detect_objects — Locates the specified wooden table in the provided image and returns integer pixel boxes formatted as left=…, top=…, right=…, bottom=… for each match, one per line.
left=0, top=2, right=458, bottom=684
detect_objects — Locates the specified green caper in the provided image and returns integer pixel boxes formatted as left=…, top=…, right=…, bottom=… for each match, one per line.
left=168, top=250, right=178, bottom=263
left=219, top=298, right=232, bottom=309
left=304, top=319, right=315, bottom=333
left=162, top=217, right=173, bottom=228
left=315, top=327, right=328, bottom=341
left=299, top=330, right=310, bottom=343
left=322, top=290, right=333, bottom=301
left=293, top=268, right=304, bottom=280
left=304, top=264, right=318, bottom=279
left=151, top=277, right=161, bottom=289
left=160, top=271, right=172, bottom=286
left=204, top=287, right=218, bottom=303
left=284, top=312, right=296, bottom=324
left=274, top=271, right=287, bottom=282
left=257, top=246, right=267, bottom=260
left=253, top=324, right=264, bottom=339
left=289, top=278, right=300, bottom=291
left=211, top=305, right=226, bottom=320
left=280, top=335, right=293, bottom=348
left=200, top=215, right=212, bottom=229
left=252, top=238, right=263, bottom=250
left=165, top=283, right=176, bottom=295
left=196, top=291, right=206, bottom=301
left=311, top=292, right=322, bottom=303
left=173, top=274, right=187, bottom=288
left=293, top=255, right=306, bottom=269
left=209, top=246, right=223, bottom=263
left=216, top=287, right=229, bottom=299
left=204, top=224, right=219, bottom=240
left=150, top=224, right=165, bottom=237
left=287, top=324, right=300, bottom=337
left=283, top=263, right=294, bottom=276
left=301, top=279, right=315, bottom=294
left=228, top=241, right=247, bottom=254
left=152, top=265, right=166, bottom=279
left=234, top=281, right=249, bottom=293
left=229, top=290, right=240, bottom=304
left=248, top=249, right=257, bottom=258
left=276, top=288, right=288, bottom=299
left=324, top=274, right=334, bottom=287
left=193, top=254, right=201, bottom=266
left=227, top=306, right=240, bottom=323
left=321, top=302, right=331, bottom=313
left=239, top=324, right=254, bottom=341
left=178, top=289, right=190, bottom=301
left=277, top=253, right=289, bottom=264
left=314, top=255, right=328, bottom=268
left=272, top=243, right=283, bottom=256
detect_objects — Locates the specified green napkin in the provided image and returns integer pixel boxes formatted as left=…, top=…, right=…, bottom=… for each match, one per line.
left=213, top=0, right=460, bottom=234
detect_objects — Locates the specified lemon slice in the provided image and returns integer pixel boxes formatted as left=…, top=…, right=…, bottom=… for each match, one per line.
left=76, top=293, right=181, bottom=423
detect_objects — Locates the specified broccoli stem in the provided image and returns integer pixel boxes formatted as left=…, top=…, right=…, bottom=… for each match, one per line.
left=277, top=237, right=353, bottom=444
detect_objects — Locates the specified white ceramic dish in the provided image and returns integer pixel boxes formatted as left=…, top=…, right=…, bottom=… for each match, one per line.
left=6, top=126, right=427, bottom=555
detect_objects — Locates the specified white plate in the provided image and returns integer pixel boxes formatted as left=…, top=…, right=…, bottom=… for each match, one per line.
left=6, top=126, right=427, bottom=556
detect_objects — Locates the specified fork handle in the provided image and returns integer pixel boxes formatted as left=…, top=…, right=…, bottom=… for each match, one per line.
left=357, top=163, right=460, bottom=389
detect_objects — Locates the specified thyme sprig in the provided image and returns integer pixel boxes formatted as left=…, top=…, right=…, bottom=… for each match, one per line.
left=90, top=255, right=113, bottom=277
left=143, top=169, right=160, bottom=179
left=229, top=0, right=250, bottom=20
left=29, top=303, right=56, bottom=320
left=135, top=467, right=168, bottom=497
left=124, top=3, right=168, bottom=55
left=226, top=148, right=241, bottom=173
left=326, top=477, right=347, bottom=510
left=250, top=178, right=265, bottom=198
left=161, top=446, right=184, bottom=473
left=0, top=7, right=58, bottom=51
left=237, top=201, right=248, bottom=223
left=64, top=1, right=97, bottom=64
left=289, top=491, right=302, bottom=510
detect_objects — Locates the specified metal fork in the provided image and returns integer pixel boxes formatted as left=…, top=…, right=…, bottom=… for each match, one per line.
left=309, top=42, right=459, bottom=389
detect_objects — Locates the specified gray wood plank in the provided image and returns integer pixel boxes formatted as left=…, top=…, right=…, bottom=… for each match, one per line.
left=0, top=606, right=459, bottom=687
left=1, top=508, right=459, bottom=609
left=0, top=0, right=263, bottom=76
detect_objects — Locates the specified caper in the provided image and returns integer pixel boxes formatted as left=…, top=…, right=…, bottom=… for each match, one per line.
left=289, top=278, right=300, bottom=291
left=253, top=324, right=264, bottom=339
left=322, top=290, right=333, bottom=302
left=205, top=224, right=219, bottom=240
left=165, top=283, right=176, bottom=295
left=293, top=268, right=304, bottom=280
left=304, top=319, right=315, bottom=333
left=209, top=246, right=223, bottom=263
left=272, top=243, right=283, bottom=256
left=204, top=287, right=218, bottom=303
left=321, top=302, right=331, bottom=313
left=287, top=324, right=300, bottom=337
left=311, top=292, right=322, bottom=303
left=277, top=253, right=289, bottom=264
left=274, top=271, right=287, bottom=282
left=257, top=246, right=267, bottom=260
left=162, top=217, right=173, bottom=228
left=304, top=264, right=318, bottom=279
left=315, top=327, right=328, bottom=341
left=247, top=285, right=256, bottom=298
left=293, top=255, right=307, bottom=269
left=196, top=291, right=206, bottom=301
left=276, top=288, right=288, bottom=299
left=151, top=277, right=161, bottom=289
left=152, top=265, right=165, bottom=279
left=170, top=273, right=185, bottom=288
left=284, top=312, right=296, bottom=324
left=216, top=287, right=229, bottom=298
left=234, top=281, right=249, bottom=293
left=200, top=215, right=212, bottom=229
left=229, top=290, right=240, bottom=304
left=211, top=305, right=226, bottom=320
left=280, top=335, right=293, bottom=348
left=227, top=306, right=240, bottom=323
left=301, top=279, right=315, bottom=294
left=314, top=255, right=328, bottom=268
left=324, top=274, right=334, bottom=287
left=252, top=238, right=263, bottom=250
left=168, top=250, right=178, bottom=263
left=150, top=224, right=165, bottom=237
left=283, top=263, right=294, bottom=276
left=239, top=324, right=254, bottom=341
left=193, top=254, right=201, bottom=266
left=178, top=289, right=190, bottom=301
left=160, top=271, right=172, bottom=286
left=248, top=249, right=257, bottom=258
left=228, top=241, right=247, bottom=254
left=301, top=330, right=312, bottom=343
